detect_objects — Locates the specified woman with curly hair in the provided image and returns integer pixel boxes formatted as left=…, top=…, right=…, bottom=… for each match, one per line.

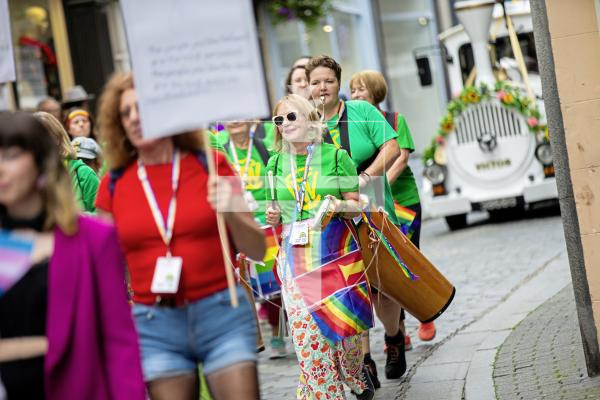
left=95, top=72, right=265, bottom=400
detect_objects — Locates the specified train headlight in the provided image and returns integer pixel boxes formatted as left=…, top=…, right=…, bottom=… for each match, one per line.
left=535, top=143, right=553, bottom=166
left=424, top=162, right=446, bottom=185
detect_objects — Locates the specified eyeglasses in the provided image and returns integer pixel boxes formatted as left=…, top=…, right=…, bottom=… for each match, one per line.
left=272, top=111, right=299, bottom=127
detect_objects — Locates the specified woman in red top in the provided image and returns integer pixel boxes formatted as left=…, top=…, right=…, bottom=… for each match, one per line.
left=95, top=73, right=265, bottom=400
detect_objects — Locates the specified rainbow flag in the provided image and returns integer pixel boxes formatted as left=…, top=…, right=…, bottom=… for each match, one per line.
left=310, top=281, right=373, bottom=342
left=282, top=219, right=359, bottom=278
left=248, top=226, right=282, bottom=299
left=0, top=230, right=34, bottom=297
left=394, top=203, right=418, bottom=239
left=285, top=219, right=374, bottom=342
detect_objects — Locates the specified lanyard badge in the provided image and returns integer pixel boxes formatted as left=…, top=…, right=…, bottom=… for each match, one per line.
left=288, top=145, right=314, bottom=246
left=138, top=150, right=183, bottom=294
left=229, top=124, right=259, bottom=211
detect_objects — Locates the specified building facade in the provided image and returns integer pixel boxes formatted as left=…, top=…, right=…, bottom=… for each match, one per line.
left=1, top=0, right=450, bottom=153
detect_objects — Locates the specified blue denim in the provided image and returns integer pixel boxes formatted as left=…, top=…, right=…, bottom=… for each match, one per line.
left=132, top=285, right=257, bottom=381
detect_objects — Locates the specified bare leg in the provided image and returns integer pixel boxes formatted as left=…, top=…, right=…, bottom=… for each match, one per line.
left=206, top=361, right=259, bottom=400
left=399, top=320, right=406, bottom=335
left=361, top=330, right=370, bottom=354
left=373, top=295, right=401, bottom=337
left=147, top=373, right=198, bottom=400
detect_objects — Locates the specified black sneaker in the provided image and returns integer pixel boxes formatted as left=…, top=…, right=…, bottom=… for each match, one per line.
left=364, top=355, right=381, bottom=389
left=354, top=365, right=375, bottom=400
left=385, top=330, right=407, bottom=379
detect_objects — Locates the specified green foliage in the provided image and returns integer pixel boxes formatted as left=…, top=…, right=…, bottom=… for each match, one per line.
left=267, top=0, right=333, bottom=28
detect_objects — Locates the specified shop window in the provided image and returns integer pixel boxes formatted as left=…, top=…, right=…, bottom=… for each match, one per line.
left=9, top=0, right=61, bottom=109
left=263, top=2, right=373, bottom=103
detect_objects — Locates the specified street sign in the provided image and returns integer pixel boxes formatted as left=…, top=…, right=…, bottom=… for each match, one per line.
left=0, top=0, right=15, bottom=84
left=120, top=0, right=270, bottom=140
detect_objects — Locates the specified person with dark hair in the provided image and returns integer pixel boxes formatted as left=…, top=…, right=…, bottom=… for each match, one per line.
left=292, top=56, right=311, bottom=68
left=0, top=112, right=145, bottom=400
left=95, top=72, right=265, bottom=400
left=306, top=55, right=412, bottom=385
left=64, top=108, right=96, bottom=140
left=285, top=65, right=308, bottom=94
left=36, top=97, right=62, bottom=121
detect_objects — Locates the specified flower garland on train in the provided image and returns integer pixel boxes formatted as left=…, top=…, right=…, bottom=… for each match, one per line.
left=423, top=81, right=548, bottom=165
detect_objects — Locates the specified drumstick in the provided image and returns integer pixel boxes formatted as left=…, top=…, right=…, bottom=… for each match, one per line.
left=202, top=130, right=239, bottom=308
left=268, top=170, right=275, bottom=202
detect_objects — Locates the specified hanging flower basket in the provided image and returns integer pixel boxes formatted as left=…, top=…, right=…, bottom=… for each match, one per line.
left=267, top=0, right=333, bottom=29
left=423, top=81, right=547, bottom=165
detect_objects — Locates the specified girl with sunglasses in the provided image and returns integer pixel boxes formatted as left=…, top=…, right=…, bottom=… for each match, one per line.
left=266, top=94, right=375, bottom=400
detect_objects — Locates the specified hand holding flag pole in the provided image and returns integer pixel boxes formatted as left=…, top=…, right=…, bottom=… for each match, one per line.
left=203, top=131, right=239, bottom=307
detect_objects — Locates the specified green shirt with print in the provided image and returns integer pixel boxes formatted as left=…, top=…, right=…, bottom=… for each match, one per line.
left=265, top=143, right=358, bottom=225
left=211, top=122, right=276, bottom=153
left=223, top=140, right=272, bottom=225
left=325, top=100, right=406, bottom=225
left=389, top=114, right=420, bottom=207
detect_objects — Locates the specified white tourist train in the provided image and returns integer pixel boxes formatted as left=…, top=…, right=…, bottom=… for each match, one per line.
left=420, top=0, right=558, bottom=230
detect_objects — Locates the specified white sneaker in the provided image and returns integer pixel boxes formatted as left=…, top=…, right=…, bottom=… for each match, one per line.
left=269, top=337, right=287, bottom=359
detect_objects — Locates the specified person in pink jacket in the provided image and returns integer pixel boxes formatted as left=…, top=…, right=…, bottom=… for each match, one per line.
left=0, top=111, right=145, bottom=400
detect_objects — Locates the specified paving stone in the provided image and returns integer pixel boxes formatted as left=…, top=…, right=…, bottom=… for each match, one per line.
left=259, top=211, right=569, bottom=399
left=494, top=285, right=600, bottom=400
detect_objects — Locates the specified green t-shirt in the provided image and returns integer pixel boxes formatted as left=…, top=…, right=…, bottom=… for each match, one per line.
left=389, top=114, right=420, bottom=207
left=265, top=143, right=358, bottom=224
left=210, top=122, right=276, bottom=152
left=69, top=158, right=99, bottom=213
left=262, top=122, right=276, bottom=152
left=223, top=141, right=271, bottom=225
left=325, top=100, right=404, bottom=224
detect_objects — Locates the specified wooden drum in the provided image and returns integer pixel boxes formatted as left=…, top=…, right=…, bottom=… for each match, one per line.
left=358, top=210, right=455, bottom=323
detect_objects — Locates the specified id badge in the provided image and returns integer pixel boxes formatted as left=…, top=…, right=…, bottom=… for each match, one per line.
left=290, top=221, right=309, bottom=246
left=150, top=256, right=183, bottom=294
left=244, top=191, right=259, bottom=212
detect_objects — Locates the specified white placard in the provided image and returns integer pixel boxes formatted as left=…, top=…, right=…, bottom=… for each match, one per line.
left=120, top=0, right=270, bottom=139
left=0, top=0, right=15, bottom=83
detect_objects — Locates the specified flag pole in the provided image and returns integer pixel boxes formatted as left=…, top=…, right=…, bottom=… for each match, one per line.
left=203, top=130, right=239, bottom=307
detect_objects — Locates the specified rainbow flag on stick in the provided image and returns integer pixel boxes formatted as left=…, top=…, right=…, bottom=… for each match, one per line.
left=0, top=230, right=35, bottom=297
left=248, top=226, right=282, bottom=300
left=394, top=202, right=418, bottom=239
left=285, top=219, right=374, bottom=342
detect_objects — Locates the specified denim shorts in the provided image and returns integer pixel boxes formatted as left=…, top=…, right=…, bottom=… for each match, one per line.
left=132, top=285, right=257, bottom=381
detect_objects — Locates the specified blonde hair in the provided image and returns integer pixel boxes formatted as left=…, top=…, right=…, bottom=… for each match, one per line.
left=272, top=94, right=322, bottom=152
left=97, top=72, right=205, bottom=170
left=34, top=111, right=77, bottom=160
left=0, top=112, right=78, bottom=235
left=349, top=70, right=388, bottom=105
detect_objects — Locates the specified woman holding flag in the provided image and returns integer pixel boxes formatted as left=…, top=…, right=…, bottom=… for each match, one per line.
left=265, top=94, right=375, bottom=400
left=95, top=73, right=265, bottom=400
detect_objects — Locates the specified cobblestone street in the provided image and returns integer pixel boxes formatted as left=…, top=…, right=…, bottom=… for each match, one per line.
left=259, top=208, right=569, bottom=399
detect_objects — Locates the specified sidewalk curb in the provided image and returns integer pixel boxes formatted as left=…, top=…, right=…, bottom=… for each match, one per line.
left=399, top=250, right=570, bottom=400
